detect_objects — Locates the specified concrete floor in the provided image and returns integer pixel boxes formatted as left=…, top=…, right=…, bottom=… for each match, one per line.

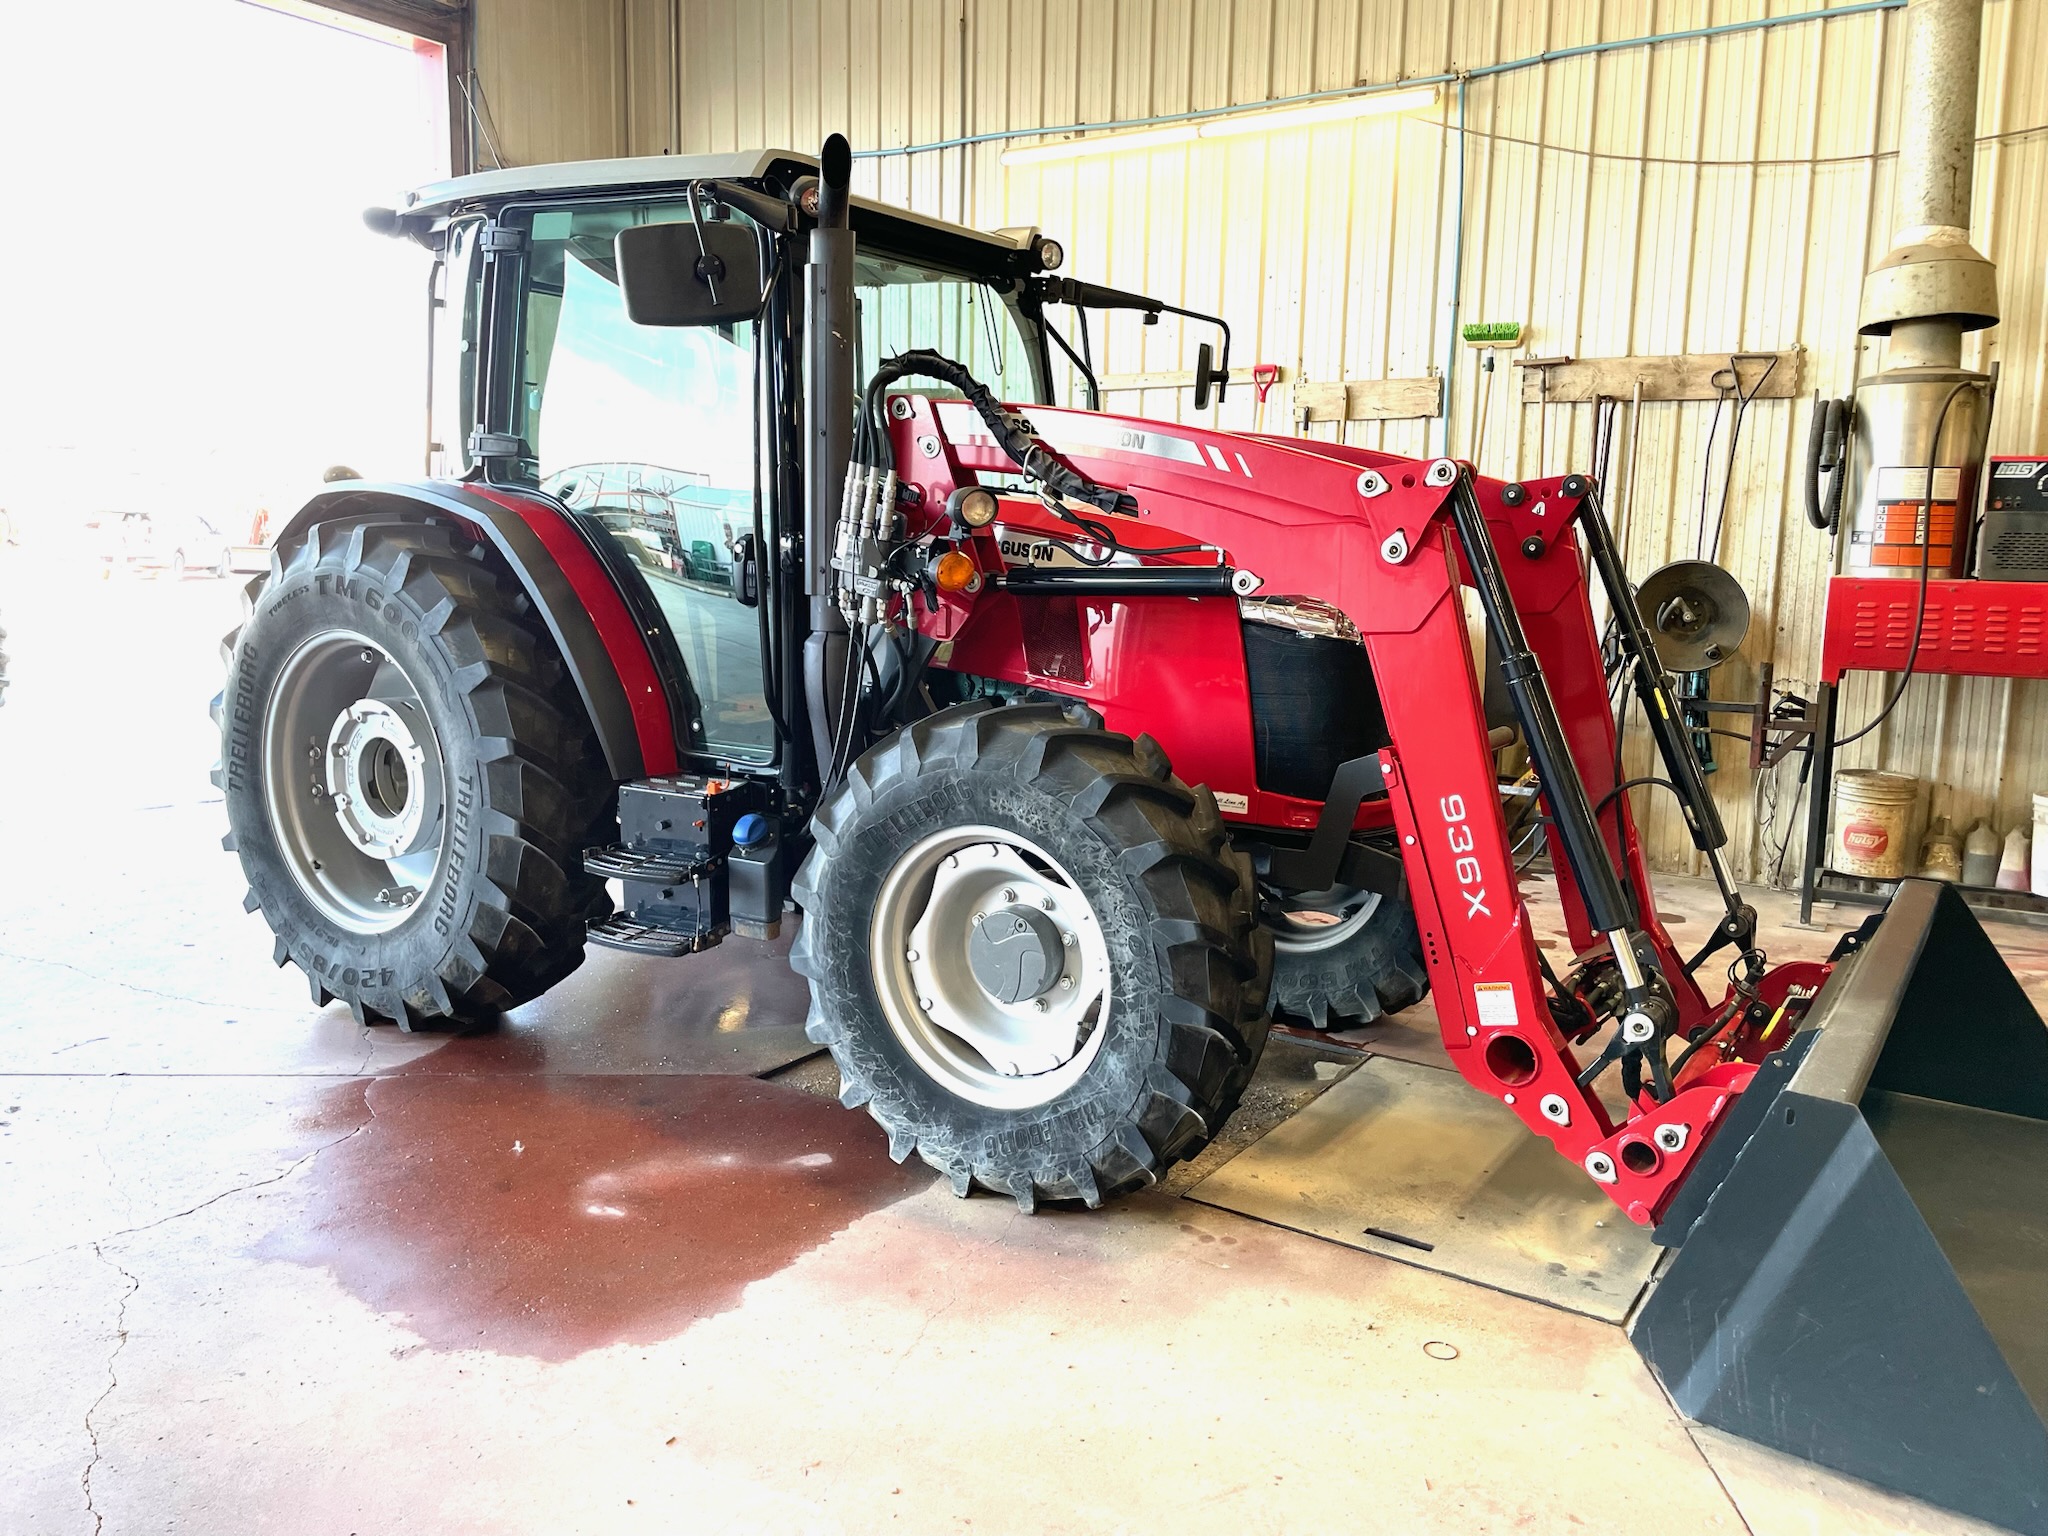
left=2, top=562, right=2037, bottom=1534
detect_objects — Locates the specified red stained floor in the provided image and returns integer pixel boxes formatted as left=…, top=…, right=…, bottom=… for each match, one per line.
left=262, top=1072, right=932, bottom=1361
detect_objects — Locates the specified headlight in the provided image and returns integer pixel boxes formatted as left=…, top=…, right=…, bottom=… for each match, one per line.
left=948, top=486, right=1000, bottom=529
left=1035, top=236, right=1065, bottom=271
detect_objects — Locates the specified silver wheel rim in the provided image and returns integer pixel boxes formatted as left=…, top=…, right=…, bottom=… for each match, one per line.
left=869, top=825, right=1112, bottom=1110
left=263, top=629, right=448, bottom=935
left=1269, top=887, right=1381, bottom=956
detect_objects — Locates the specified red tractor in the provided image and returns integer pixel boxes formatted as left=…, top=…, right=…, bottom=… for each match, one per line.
left=215, top=138, right=2048, bottom=1523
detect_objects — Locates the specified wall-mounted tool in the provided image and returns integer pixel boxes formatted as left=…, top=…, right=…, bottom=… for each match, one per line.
left=1636, top=560, right=1750, bottom=772
left=1462, top=321, right=1522, bottom=470
left=1631, top=560, right=1818, bottom=774
left=1516, top=350, right=1804, bottom=405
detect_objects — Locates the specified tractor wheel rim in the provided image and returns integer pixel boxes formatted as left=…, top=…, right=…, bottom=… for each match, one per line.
left=263, top=629, right=447, bottom=935
left=870, top=826, right=1112, bottom=1111
left=1268, top=887, right=1382, bottom=955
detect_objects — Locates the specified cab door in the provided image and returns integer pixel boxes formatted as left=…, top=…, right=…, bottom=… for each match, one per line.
left=499, top=198, right=775, bottom=765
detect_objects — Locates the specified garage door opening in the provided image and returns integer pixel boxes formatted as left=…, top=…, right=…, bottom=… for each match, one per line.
left=0, top=0, right=456, bottom=815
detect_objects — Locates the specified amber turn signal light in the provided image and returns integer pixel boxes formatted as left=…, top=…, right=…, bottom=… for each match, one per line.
left=934, top=550, right=982, bottom=594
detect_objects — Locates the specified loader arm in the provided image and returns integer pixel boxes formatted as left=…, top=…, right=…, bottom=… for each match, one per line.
left=891, top=399, right=1713, bottom=1017
left=1351, top=466, right=1741, bottom=1224
left=886, top=397, right=1794, bottom=1225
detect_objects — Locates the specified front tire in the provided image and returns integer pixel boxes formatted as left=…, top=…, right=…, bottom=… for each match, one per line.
left=214, top=519, right=612, bottom=1026
left=792, top=701, right=1271, bottom=1210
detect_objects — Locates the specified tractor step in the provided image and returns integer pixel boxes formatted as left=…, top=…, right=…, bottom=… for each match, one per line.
left=586, top=913, right=722, bottom=957
left=582, top=844, right=720, bottom=885
left=583, top=774, right=790, bottom=955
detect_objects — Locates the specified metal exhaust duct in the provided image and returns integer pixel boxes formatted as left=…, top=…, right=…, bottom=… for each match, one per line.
left=1846, top=0, right=2000, bottom=577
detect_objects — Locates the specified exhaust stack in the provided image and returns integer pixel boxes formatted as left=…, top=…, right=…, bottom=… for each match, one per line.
left=803, top=134, right=856, bottom=776
left=1846, top=0, right=1999, bottom=577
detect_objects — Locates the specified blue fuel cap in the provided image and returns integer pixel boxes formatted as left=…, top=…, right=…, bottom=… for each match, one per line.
left=733, top=813, right=770, bottom=848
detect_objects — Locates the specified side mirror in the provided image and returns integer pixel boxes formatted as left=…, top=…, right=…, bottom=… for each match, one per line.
left=1192, top=341, right=1229, bottom=410
left=615, top=219, right=766, bottom=327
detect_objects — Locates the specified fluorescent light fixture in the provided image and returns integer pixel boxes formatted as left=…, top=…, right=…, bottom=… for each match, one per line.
left=1001, top=124, right=1198, bottom=166
left=1196, top=86, right=1440, bottom=139
left=1000, top=86, right=1439, bottom=167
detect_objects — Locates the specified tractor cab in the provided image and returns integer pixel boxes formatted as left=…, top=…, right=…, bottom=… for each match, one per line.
left=388, top=151, right=1074, bottom=780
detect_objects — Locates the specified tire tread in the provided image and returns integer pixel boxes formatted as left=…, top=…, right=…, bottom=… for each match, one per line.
left=793, top=701, right=1271, bottom=1210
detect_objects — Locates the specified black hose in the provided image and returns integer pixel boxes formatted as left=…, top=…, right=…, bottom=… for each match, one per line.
left=1804, top=396, right=1849, bottom=531
left=1595, top=775, right=1681, bottom=814
left=858, top=348, right=1125, bottom=515
left=858, top=349, right=1215, bottom=565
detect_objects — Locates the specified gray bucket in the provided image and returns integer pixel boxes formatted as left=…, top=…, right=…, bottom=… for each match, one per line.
left=1633, top=880, right=2048, bottom=1532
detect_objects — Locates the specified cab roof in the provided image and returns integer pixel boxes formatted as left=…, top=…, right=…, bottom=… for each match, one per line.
left=402, top=149, right=1045, bottom=277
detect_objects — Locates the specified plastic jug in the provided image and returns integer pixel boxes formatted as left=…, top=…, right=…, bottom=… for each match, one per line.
left=2034, top=795, right=2048, bottom=896
left=1998, top=826, right=2032, bottom=891
left=1963, top=819, right=2002, bottom=887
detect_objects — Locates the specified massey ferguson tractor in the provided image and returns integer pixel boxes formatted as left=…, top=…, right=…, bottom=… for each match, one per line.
left=215, top=138, right=2048, bottom=1525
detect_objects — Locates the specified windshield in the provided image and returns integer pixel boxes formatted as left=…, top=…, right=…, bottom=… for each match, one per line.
left=853, top=251, right=1039, bottom=404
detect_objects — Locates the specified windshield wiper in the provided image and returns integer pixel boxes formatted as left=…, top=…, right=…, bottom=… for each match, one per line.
left=1026, top=276, right=1232, bottom=411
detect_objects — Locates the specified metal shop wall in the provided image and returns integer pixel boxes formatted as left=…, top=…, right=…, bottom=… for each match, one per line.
left=473, top=0, right=2048, bottom=885
left=465, top=0, right=675, bottom=165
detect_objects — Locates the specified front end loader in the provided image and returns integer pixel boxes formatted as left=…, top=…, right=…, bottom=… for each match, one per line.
left=214, top=136, right=2048, bottom=1527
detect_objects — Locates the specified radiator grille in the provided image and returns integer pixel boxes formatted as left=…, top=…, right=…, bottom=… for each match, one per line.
left=1020, top=595, right=1087, bottom=683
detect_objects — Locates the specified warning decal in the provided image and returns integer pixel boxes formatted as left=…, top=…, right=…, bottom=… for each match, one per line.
left=1473, top=982, right=1519, bottom=1029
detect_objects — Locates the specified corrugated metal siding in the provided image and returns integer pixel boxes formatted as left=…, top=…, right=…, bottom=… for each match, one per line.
left=483, top=0, right=2048, bottom=883
left=470, top=0, right=680, bottom=164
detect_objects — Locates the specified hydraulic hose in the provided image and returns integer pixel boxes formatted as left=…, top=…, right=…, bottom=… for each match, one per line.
left=857, top=348, right=1128, bottom=517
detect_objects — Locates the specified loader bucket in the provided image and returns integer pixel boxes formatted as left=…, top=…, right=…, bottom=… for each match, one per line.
left=1632, top=879, right=2048, bottom=1533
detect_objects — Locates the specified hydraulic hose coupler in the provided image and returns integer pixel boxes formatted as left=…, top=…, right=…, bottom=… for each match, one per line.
left=832, top=464, right=864, bottom=622
left=832, top=463, right=901, bottom=626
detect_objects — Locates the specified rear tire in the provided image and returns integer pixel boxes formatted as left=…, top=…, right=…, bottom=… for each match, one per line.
left=1266, top=887, right=1428, bottom=1028
left=214, top=519, right=612, bottom=1027
left=792, top=701, right=1271, bottom=1210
